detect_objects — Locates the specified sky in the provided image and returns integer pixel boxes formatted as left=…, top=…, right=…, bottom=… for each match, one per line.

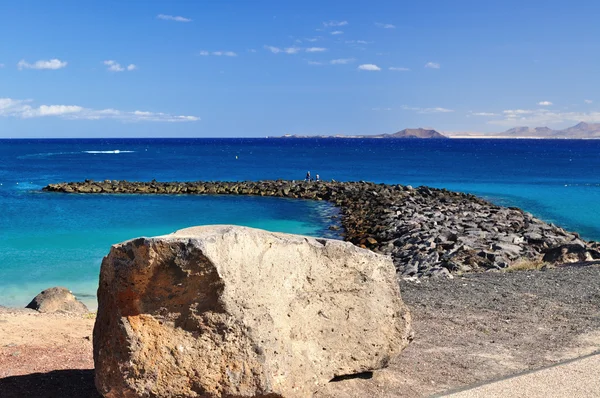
left=1, top=0, right=600, bottom=137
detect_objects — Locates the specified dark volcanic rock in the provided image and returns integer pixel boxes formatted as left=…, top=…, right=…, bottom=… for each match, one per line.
left=43, top=180, right=600, bottom=277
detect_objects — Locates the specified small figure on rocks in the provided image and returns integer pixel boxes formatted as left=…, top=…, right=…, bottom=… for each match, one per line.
left=316, top=174, right=320, bottom=181
left=305, top=171, right=311, bottom=181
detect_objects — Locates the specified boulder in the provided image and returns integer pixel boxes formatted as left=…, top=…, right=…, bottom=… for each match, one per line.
left=25, top=286, right=89, bottom=314
left=94, top=225, right=412, bottom=398
left=542, top=244, right=598, bottom=264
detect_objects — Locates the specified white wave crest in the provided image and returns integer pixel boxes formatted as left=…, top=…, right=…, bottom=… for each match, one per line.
left=83, top=150, right=135, bottom=154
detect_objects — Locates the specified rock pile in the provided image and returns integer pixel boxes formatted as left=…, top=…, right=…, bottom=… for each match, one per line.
left=44, top=180, right=600, bottom=277
left=94, top=225, right=411, bottom=398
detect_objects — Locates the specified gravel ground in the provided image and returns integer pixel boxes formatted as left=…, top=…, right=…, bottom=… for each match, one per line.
left=317, top=262, right=600, bottom=397
left=1, top=263, right=599, bottom=397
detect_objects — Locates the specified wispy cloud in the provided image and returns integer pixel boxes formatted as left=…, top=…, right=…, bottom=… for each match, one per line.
left=372, top=107, right=392, bottom=111
left=402, top=105, right=454, bottom=114
left=330, top=31, right=344, bottom=35
left=305, top=47, right=327, bottom=53
left=469, top=112, right=498, bottom=116
left=264, top=45, right=301, bottom=54
left=0, top=97, right=199, bottom=122
left=157, top=14, right=191, bottom=22
left=425, top=62, right=440, bottom=69
left=17, top=59, right=67, bottom=70
left=538, top=101, right=553, bottom=106
left=375, top=22, right=396, bottom=29
left=330, top=58, right=356, bottom=65
left=307, top=61, right=324, bottom=66
left=585, top=99, right=594, bottom=104
left=104, top=60, right=137, bottom=72
left=488, top=108, right=600, bottom=126
left=389, top=67, right=410, bottom=71
left=346, top=40, right=371, bottom=45
left=200, top=51, right=238, bottom=57
left=323, top=20, right=348, bottom=27
left=358, top=64, right=381, bottom=71
left=305, top=37, right=320, bottom=42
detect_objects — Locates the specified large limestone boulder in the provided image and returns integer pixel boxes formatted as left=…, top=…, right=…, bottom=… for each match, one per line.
left=94, top=225, right=411, bottom=398
left=25, top=286, right=89, bottom=314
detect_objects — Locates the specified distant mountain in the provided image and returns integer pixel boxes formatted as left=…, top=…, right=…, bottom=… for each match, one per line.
left=499, top=122, right=600, bottom=138
left=380, top=128, right=448, bottom=139
left=277, top=127, right=448, bottom=139
left=503, top=126, right=554, bottom=136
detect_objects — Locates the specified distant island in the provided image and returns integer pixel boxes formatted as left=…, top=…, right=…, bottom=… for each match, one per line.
left=277, top=122, right=600, bottom=139
left=446, top=122, right=600, bottom=139
left=277, top=128, right=448, bottom=139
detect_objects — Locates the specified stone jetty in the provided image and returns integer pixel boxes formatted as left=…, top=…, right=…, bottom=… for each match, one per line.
left=43, top=180, right=600, bottom=277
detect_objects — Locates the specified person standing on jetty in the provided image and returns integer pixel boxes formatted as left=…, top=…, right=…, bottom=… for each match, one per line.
left=305, top=171, right=311, bottom=181
left=316, top=174, right=320, bottom=181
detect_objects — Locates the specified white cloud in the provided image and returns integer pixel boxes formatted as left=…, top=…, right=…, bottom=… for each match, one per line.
left=307, top=61, right=324, bottom=66
left=425, top=62, right=440, bottom=69
left=0, top=97, right=199, bottom=122
left=330, top=58, right=356, bottom=65
left=401, top=105, right=454, bottom=114
left=488, top=108, right=600, bottom=126
left=585, top=99, right=593, bottom=104
left=470, top=112, right=497, bottom=116
left=323, top=21, right=348, bottom=27
left=305, top=37, right=320, bottom=42
left=157, top=14, right=191, bottom=22
left=264, top=45, right=301, bottom=54
left=538, top=101, right=553, bottom=106
left=375, top=22, right=396, bottom=29
left=17, top=59, right=67, bottom=70
left=247, top=49, right=257, bottom=53
left=330, top=30, right=344, bottom=35
left=305, top=47, right=327, bottom=53
left=372, top=107, right=392, bottom=111
left=503, top=109, right=534, bottom=117
left=358, top=64, right=381, bottom=71
left=214, top=51, right=237, bottom=57
left=199, top=51, right=237, bottom=57
left=104, top=60, right=138, bottom=72
left=346, top=40, right=371, bottom=45
left=389, top=67, right=410, bottom=71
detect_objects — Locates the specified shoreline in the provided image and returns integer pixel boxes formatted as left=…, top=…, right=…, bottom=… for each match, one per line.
left=44, top=179, right=600, bottom=277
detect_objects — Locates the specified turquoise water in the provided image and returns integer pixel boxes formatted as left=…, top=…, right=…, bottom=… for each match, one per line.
left=1, top=138, right=599, bottom=308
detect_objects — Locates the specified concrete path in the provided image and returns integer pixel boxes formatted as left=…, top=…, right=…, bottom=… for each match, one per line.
left=439, top=352, right=600, bottom=397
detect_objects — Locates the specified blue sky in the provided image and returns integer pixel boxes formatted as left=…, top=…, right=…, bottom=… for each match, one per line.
left=1, top=0, right=600, bottom=137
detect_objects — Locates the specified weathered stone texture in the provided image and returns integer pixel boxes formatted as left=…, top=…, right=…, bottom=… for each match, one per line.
left=94, top=225, right=411, bottom=398
left=25, top=286, right=88, bottom=314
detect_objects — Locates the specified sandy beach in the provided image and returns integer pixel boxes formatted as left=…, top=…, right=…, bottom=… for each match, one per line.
left=2, top=263, right=599, bottom=397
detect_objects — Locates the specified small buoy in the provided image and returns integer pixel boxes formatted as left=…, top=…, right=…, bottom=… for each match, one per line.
left=235, top=155, right=238, bottom=159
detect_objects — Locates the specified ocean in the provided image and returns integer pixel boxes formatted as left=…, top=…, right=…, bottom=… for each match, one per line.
left=1, top=138, right=599, bottom=308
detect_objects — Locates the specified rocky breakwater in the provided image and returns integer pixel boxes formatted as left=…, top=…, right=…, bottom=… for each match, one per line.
left=94, top=225, right=412, bottom=398
left=44, top=180, right=600, bottom=277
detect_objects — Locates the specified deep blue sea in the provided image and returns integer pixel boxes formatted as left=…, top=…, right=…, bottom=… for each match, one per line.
left=1, top=138, right=599, bottom=308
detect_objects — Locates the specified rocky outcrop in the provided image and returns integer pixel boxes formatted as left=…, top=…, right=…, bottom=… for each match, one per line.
left=44, top=180, right=600, bottom=276
left=25, top=287, right=89, bottom=314
left=94, top=225, right=412, bottom=398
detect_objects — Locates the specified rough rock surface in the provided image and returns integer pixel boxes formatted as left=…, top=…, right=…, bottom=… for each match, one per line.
left=25, top=287, right=88, bottom=315
left=93, top=225, right=411, bottom=398
left=45, top=180, right=600, bottom=277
